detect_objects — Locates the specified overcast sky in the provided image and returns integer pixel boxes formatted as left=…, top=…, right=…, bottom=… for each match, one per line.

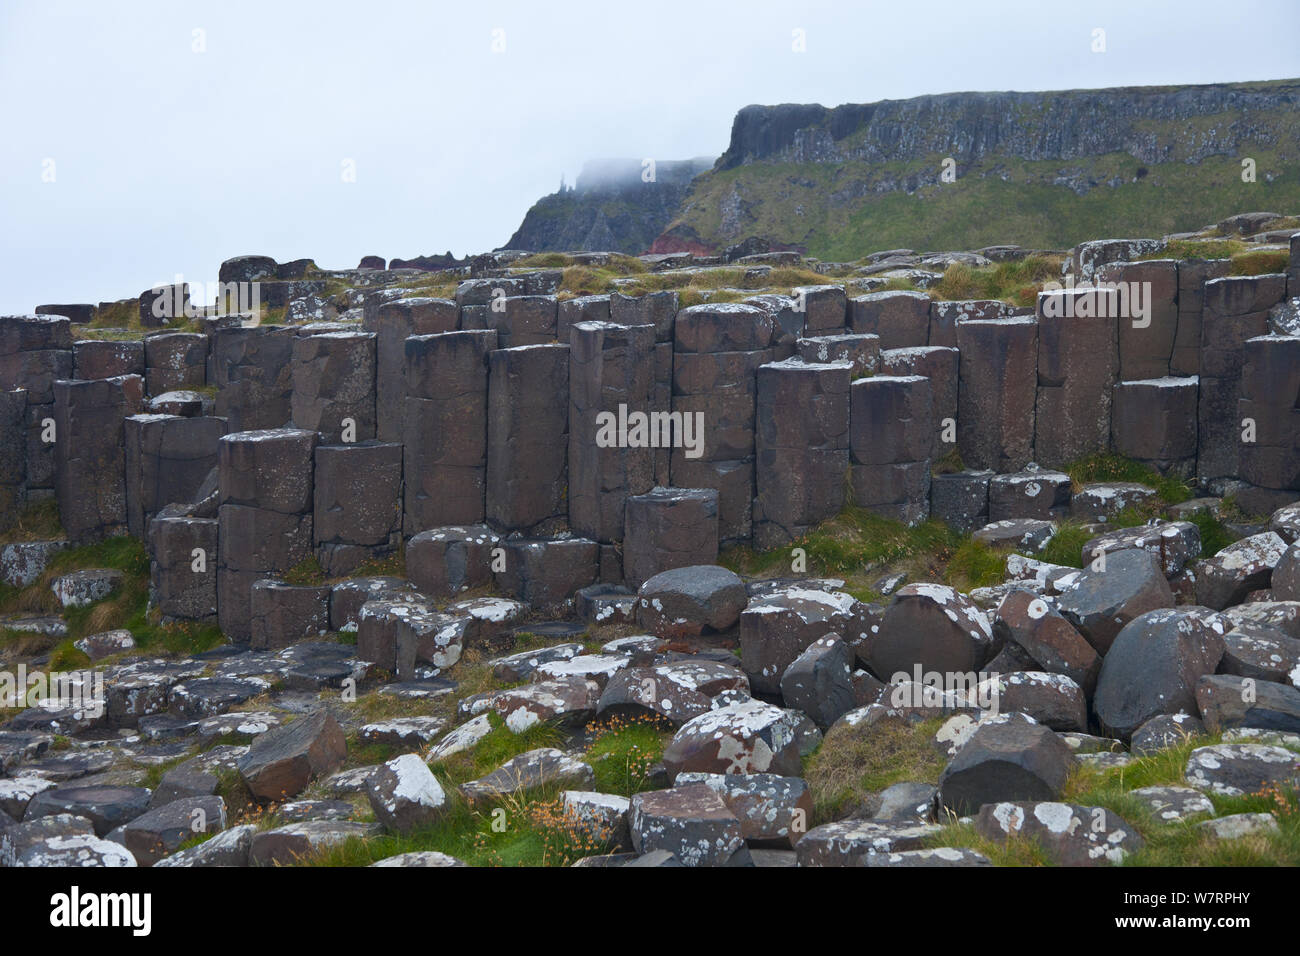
left=2, top=0, right=1298, bottom=313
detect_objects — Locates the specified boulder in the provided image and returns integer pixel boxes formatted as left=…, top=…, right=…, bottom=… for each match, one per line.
left=1196, top=674, right=1300, bottom=734
left=635, top=565, right=747, bottom=639
left=973, top=801, right=1142, bottom=865
left=1055, top=549, right=1173, bottom=654
left=365, top=753, right=448, bottom=832
left=662, top=699, right=808, bottom=781
left=236, top=710, right=348, bottom=803
left=938, top=719, right=1076, bottom=815
left=628, top=783, right=744, bottom=866
left=869, top=583, right=995, bottom=679
left=1093, top=608, right=1226, bottom=739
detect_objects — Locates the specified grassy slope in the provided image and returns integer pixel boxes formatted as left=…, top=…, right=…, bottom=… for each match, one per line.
left=667, top=144, right=1300, bottom=259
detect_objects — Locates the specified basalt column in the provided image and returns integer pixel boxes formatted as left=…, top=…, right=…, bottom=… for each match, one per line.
left=956, top=316, right=1039, bottom=472
left=1034, top=289, right=1118, bottom=469
left=210, top=325, right=295, bottom=432
left=849, top=374, right=933, bottom=526
left=124, top=413, right=226, bottom=538
left=364, top=296, right=457, bottom=442
left=402, top=330, right=496, bottom=534
left=53, top=374, right=145, bottom=542
left=671, top=303, right=774, bottom=546
left=486, top=342, right=569, bottom=535
left=1198, top=275, right=1288, bottom=480
left=1238, top=334, right=1300, bottom=511
left=754, top=358, right=852, bottom=549
left=291, top=330, right=377, bottom=443
left=0, top=315, right=73, bottom=497
left=568, top=321, right=655, bottom=549
left=216, top=428, right=317, bottom=641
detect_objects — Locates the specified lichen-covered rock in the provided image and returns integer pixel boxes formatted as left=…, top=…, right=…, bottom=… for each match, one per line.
left=1055, top=549, right=1174, bottom=654
left=795, top=819, right=942, bottom=866
left=662, top=699, right=807, bottom=781
left=938, top=719, right=1076, bottom=815
left=458, top=748, right=593, bottom=806
left=993, top=590, right=1100, bottom=695
left=236, top=710, right=348, bottom=803
left=740, top=587, right=858, bottom=694
left=489, top=676, right=601, bottom=733
left=1130, top=712, right=1206, bottom=756
left=973, top=801, right=1142, bottom=865
left=1195, top=532, right=1288, bottom=610
left=635, top=565, right=747, bottom=639
left=673, top=771, right=813, bottom=846
left=597, top=659, right=750, bottom=726
left=1130, top=786, right=1215, bottom=822
left=1093, top=608, right=1226, bottom=739
left=365, top=754, right=448, bottom=832
left=870, top=583, right=995, bottom=679
left=628, top=783, right=744, bottom=866
left=780, top=635, right=856, bottom=730
left=106, top=795, right=226, bottom=866
left=1184, top=743, right=1300, bottom=796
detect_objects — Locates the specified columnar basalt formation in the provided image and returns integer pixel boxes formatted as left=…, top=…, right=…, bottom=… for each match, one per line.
left=0, top=229, right=1291, bottom=635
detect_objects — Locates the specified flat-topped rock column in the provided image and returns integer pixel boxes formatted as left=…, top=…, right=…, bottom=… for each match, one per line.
left=291, top=330, right=376, bottom=443
left=402, top=330, right=496, bottom=533
left=1198, top=274, right=1288, bottom=479
left=849, top=374, right=933, bottom=525
left=314, top=441, right=403, bottom=576
left=879, top=345, right=957, bottom=461
left=364, top=296, right=457, bottom=443
left=1112, top=377, right=1199, bottom=475
left=1239, top=334, right=1300, bottom=494
left=0, top=315, right=73, bottom=494
left=754, top=358, right=852, bottom=548
left=956, top=315, right=1038, bottom=472
left=210, top=325, right=295, bottom=432
left=486, top=343, right=569, bottom=535
left=217, top=427, right=317, bottom=641
left=53, top=375, right=145, bottom=542
left=1034, top=288, right=1118, bottom=468
left=670, top=303, right=774, bottom=546
left=569, top=320, right=656, bottom=545
left=124, top=413, right=226, bottom=538
left=623, top=487, right=720, bottom=589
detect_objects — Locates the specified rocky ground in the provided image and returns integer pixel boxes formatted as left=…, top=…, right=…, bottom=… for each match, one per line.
left=1, top=480, right=1298, bottom=868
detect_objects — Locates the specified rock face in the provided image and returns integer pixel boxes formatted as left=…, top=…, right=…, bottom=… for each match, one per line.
left=504, top=157, right=714, bottom=254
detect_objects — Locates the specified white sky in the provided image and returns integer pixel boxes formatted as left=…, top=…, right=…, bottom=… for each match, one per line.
left=1, top=0, right=1298, bottom=312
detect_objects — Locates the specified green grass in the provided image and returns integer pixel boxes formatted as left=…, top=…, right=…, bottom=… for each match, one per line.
left=1065, top=452, right=1192, bottom=504
left=664, top=137, right=1300, bottom=260
left=0, top=534, right=222, bottom=658
left=1037, top=522, right=1096, bottom=569
left=583, top=714, right=670, bottom=797
left=803, top=715, right=947, bottom=823
left=930, top=255, right=1065, bottom=308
